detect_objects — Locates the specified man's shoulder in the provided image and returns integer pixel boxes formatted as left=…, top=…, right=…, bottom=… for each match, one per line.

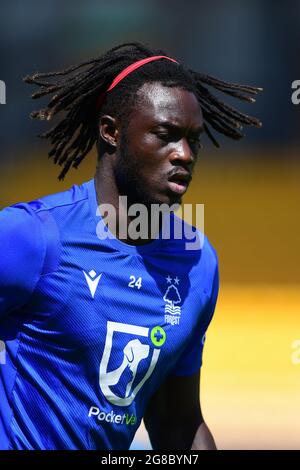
left=25, top=179, right=91, bottom=215
left=0, top=179, right=92, bottom=256
left=2, top=180, right=93, bottom=239
left=2, top=179, right=91, bottom=217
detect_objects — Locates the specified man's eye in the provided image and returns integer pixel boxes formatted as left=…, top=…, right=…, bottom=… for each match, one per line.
left=156, top=133, right=171, bottom=141
left=155, top=132, right=202, bottom=147
left=156, top=132, right=182, bottom=143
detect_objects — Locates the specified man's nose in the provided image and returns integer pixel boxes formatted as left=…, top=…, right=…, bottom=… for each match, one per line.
left=169, top=138, right=194, bottom=166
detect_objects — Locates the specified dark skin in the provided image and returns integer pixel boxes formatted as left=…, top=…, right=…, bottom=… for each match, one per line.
left=95, top=82, right=204, bottom=245
left=95, top=82, right=216, bottom=450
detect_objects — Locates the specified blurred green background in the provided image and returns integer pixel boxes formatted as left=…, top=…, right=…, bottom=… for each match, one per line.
left=1, top=0, right=300, bottom=449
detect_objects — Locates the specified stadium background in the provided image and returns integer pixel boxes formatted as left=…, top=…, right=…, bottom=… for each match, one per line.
left=1, top=0, right=300, bottom=449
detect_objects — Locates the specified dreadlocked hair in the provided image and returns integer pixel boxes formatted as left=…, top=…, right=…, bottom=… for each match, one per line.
left=24, top=42, right=262, bottom=180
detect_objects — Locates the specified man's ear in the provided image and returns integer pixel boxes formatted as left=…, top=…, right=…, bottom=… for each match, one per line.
left=99, top=115, right=119, bottom=147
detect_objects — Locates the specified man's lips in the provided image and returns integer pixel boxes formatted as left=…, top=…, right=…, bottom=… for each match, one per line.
left=167, top=171, right=192, bottom=195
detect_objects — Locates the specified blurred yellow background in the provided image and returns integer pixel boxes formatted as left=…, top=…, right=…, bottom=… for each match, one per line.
left=203, top=284, right=300, bottom=450
left=1, top=150, right=299, bottom=449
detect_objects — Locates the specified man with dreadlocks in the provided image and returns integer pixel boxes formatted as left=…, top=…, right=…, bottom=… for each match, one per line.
left=0, top=43, right=261, bottom=450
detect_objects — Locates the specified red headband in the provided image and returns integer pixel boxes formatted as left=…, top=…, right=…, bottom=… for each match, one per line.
left=96, top=55, right=178, bottom=109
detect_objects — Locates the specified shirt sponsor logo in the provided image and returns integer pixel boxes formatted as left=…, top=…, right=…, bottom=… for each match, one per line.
left=99, top=321, right=165, bottom=407
left=88, top=406, right=137, bottom=426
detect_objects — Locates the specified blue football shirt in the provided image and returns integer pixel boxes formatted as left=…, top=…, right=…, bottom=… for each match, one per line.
left=0, top=178, right=218, bottom=450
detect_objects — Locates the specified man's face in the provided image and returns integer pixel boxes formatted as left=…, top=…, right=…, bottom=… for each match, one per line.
left=114, top=82, right=204, bottom=207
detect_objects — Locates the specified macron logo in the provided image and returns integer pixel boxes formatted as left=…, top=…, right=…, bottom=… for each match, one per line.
left=83, top=270, right=102, bottom=298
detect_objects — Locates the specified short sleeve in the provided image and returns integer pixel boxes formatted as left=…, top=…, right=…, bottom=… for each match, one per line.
left=171, top=263, right=219, bottom=376
left=0, top=204, right=45, bottom=317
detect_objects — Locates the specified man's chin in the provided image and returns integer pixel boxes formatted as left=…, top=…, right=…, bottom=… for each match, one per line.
left=128, top=190, right=182, bottom=209
left=149, top=193, right=182, bottom=209
left=163, top=189, right=183, bottom=207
